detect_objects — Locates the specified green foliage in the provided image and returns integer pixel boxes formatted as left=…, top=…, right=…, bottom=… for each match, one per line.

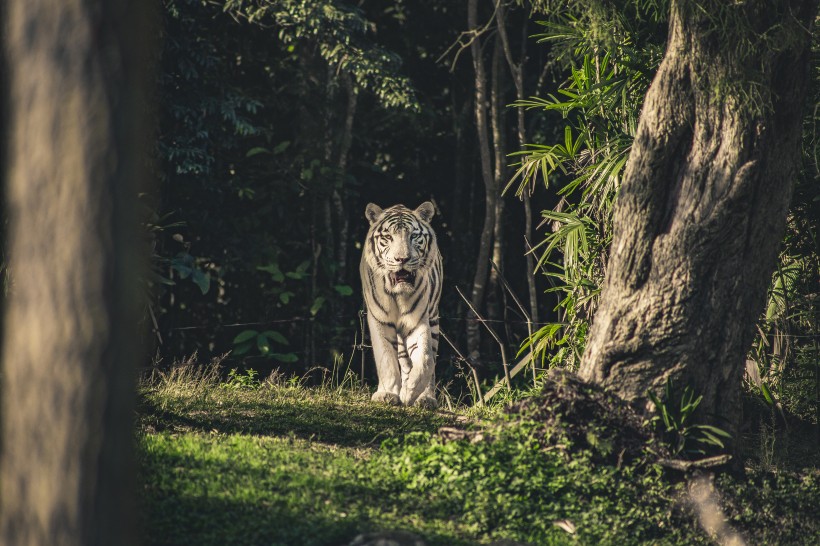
left=223, top=367, right=262, bottom=390
left=375, top=424, right=680, bottom=545
left=153, top=0, right=440, bottom=370
left=170, top=252, right=211, bottom=295
left=746, top=183, right=820, bottom=420
left=647, top=379, right=732, bottom=457
left=511, top=4, right=665, bottom=370
left=223, top=0, right=419, bottom=111
left=714, top=470, right=820, bottom=545
left=232, top=329, right=298, bottom=361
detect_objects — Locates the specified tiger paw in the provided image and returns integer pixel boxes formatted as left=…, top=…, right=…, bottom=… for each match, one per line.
left=371, top=391, right=401, bottom=405
left=413, top=395, right=438, bottom=410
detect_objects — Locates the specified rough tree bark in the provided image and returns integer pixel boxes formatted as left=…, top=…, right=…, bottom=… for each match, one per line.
left=0, top=1, right=148, bottom=545
left=578, top=0, right=817, bottom=443
left=467, top=0, right=498, bottom=362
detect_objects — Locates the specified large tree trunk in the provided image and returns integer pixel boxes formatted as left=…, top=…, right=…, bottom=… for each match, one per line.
left=1, top=1, right=148, bottom=544
left=579, top=0, right=817, bottom=443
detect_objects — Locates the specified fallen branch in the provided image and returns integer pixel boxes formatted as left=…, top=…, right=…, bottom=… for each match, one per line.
left=658, top=455, right=732, bottom=472
left=437, top=426, right=488, bottom=444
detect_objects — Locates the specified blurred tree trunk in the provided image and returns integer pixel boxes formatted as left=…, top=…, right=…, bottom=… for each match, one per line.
left=466, top=0, right=497, bottom=362
left=578, top=0, right=817, bottom=446
left=0, top=0, right=149, bottom=544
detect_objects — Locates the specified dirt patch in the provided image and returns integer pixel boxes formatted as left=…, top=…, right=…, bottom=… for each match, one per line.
left=501, top=369, right=667, bottom=466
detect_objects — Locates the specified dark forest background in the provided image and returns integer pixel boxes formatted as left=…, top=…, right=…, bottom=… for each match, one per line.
left=152, top=0, right=556, bottom=382
left=149, top=0, right=818, bottom=410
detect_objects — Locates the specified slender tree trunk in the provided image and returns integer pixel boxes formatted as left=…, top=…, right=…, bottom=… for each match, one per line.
left=333, top=73, right=358, bottom=285
left=451, top=90, right=472, bottom=258
left=1, top=1, right=149, bottom=544
left=488, top=37, right=507, bottom=323
left=466, top=0, right=497, bottom=362
left=322, top=68, right=336, bottom=274
left=578, top=0, right=817, bottom=445
left=496, top=1, right=539, bottom=325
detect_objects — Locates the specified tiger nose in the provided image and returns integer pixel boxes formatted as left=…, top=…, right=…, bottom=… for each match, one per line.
left=396, top=256, right=410, bottom=264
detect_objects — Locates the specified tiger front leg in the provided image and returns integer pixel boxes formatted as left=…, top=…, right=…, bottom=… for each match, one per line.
left=399, top=326, right=437, bottom=409
left=367, top=314, right=401, bottom=406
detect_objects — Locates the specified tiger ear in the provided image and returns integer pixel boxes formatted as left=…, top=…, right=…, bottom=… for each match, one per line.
left=415, top=201, right=435, bottom=223
left=365, top=203, right=383, bottom=225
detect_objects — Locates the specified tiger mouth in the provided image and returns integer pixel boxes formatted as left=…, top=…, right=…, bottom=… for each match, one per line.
left=389, top=269, right=416, bottom=286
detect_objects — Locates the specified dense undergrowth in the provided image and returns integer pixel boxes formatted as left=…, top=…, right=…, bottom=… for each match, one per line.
left=137, top=361, right=819, bottom=546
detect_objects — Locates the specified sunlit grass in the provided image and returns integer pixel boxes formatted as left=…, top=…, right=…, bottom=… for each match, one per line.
left=137, top=359, right=820, bottom=546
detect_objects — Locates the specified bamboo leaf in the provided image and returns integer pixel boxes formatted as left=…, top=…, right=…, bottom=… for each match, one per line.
left=233, top=330, right=258, bottom=344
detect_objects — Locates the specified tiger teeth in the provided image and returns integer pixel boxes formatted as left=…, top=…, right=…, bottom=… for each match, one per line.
left=389, top=270, right=416, bottom=285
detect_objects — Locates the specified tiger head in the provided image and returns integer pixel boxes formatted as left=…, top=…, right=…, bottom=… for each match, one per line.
left=364, top=201, right=438, bottom=295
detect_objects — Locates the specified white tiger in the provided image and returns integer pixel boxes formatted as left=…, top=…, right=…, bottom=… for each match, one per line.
left=360, top=202, right=443, bottom=409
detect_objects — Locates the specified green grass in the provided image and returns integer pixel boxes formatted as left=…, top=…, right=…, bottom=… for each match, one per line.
left=137, top=363, right=820, bottom=546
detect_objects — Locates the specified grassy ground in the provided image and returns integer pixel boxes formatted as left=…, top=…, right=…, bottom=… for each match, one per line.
left=136, top=364, right=819, bottom=546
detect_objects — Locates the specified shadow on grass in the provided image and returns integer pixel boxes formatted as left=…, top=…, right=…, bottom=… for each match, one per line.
left=137, top=391, right=457, bottom=448
left=138, top=445, right=477, bottom=546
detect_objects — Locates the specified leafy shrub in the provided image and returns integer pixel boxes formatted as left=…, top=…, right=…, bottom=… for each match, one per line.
left=648, top=379, right=732, bottom=457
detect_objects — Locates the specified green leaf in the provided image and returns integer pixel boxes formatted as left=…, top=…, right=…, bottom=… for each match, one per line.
left=233, top=330, right=259, bottom=344
left=171, top=263, right=193, bottom=279
left=245, top=146, right=270, bottom=158
left=257, top=263, right=285, bottom=283
left=232, top=342, right=252, bottom=356
left=760, top=382, right=775, bottom=406
left=273, top=352, right=299, bottom=363
left=279, top=291, right=294, bottom=304
left=191, top=268, right=210, bottom=295
left=261, top=330, right=288, bottom=345
left=286, top=271, right=306, bottom=280
left=257, top=335, right=271, bottom=355
left=310, top=296, right=326, bottom=316
left=696, top=430, right=726, bottom=448
left=272, top=141, right=290, bottom=154
left=696, top=425, right=732, bottom=438
left=171, top=253, right=195, bottom=280
left=334, top=284, right=354, bottom=296
left=660, top=404, right=673, bottom=429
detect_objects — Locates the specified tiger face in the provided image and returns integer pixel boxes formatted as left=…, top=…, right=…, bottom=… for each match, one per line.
left=365, top=202, right=437, bottom=296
